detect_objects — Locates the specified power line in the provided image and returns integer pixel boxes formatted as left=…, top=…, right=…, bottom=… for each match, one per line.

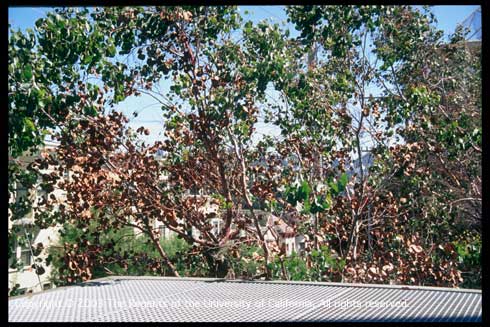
left=460, top=7, right=481, bottom=40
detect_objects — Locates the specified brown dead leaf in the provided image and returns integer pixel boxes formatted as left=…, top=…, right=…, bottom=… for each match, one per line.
left=409, top=244, right=423, bottom=254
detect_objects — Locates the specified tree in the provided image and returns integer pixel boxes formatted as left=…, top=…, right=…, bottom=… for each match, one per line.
left=8, top=7, right=134, bottom=276
left=10, top=5, right=480, bottom=287
left=48, top=221, right=194, bottom=284
left=281, top=5, right=480, bottom=286
left=23, top=6, right=298, bottom=279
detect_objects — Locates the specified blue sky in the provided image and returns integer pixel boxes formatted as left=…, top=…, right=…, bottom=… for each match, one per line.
left=8, top=5, right=481, bottom=36
left=8, top=6, right=481, bottom=145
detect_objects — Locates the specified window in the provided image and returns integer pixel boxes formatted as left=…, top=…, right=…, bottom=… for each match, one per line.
left=36, top=187, right=48, bottom=206
left=8, top=256, right=15, bottom=268
left=9, top=245, right=17, bottom=269
left=61, top=169, right=70, bottom=183
left=20, top=248, right=32, bottom=267
left=298, top=242, right=305, bottom=255
left=15, top=188, right=28, bottom=204
left=211, top=220, right=221, bottom=236
left=18, top=227, right=40, bottom=267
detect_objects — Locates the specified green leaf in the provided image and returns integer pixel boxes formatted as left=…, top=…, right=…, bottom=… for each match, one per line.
left=24, top=117, right=36, bottom=131
left=320, top=195, right=330, bottom=210
left=35, top=19, right=44, bottom=28
left=325, top=193, right=332, bottom=207
left=302, top=198, right=311, bottom=214
left=329, top=180, right=339, bottom=195
left=82, top=55, right=93, bottom=65
left=107, top=45, right=116, bottom=57
left=297, top=180, right=311, bottom=202
left=22, top=65, right=33, bottom=80
left=338, top=173, right=348, bottom=193
left=286, top=185, right=298, bottom=206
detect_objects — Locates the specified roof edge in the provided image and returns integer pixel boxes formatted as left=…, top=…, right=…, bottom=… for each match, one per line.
left=93, top=276, right=482, bottom=294
left=9, top=275, right=481, bottom=302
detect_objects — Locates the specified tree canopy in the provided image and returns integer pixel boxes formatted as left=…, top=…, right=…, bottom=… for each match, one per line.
left=9, top=6, right=481, bottom=288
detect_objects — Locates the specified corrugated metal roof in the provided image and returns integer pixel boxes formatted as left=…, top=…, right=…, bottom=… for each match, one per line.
left=9, top=277, right=481, bottom=322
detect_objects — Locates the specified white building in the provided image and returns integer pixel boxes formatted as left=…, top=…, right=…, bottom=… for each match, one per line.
left=263, top=214, right=305, bottom=256
left=153, top=194, right=221, bottom=241
left=8, top=140, right=63, bottom=295
left=150, top=195, right=306, bottom=257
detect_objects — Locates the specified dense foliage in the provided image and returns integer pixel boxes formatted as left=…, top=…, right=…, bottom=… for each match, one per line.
left=48, top=223, right=192, bottom=284
left=9, top=6, right=480, bottom=288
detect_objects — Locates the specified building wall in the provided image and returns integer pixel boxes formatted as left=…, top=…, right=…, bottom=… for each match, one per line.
left=9, top=226, right=60, bottom=293
left=8, top=141, right=62, bottom=295
left=151, top=195, right=221, bottom=241
left=283, top=237, right=296, bottom=256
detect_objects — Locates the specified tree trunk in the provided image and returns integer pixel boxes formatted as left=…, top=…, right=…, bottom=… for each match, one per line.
left=145, top=222, right=180, bottom=277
